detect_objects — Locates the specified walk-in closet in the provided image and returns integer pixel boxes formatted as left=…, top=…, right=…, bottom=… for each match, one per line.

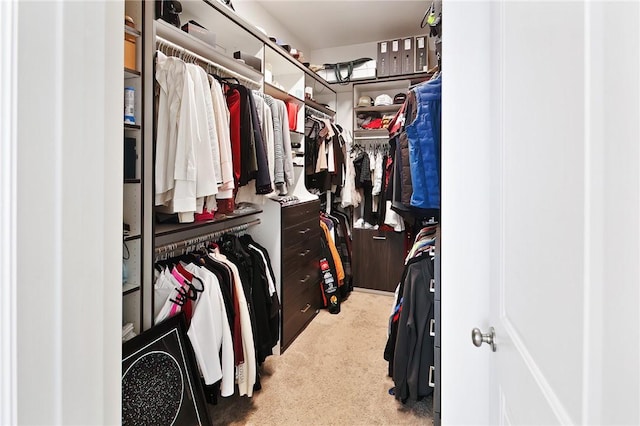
left=119, top=0, right=441, bottom=424
left=8, top=1, right=640, bottom=425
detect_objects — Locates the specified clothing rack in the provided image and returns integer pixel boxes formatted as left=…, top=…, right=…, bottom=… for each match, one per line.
left=154, top=218, right=261, bottom=260
left=156, top=36, right=262, bottom=89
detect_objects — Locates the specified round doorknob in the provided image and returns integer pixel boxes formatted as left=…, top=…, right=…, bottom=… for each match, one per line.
left=471, top=327, right=497, bottom=352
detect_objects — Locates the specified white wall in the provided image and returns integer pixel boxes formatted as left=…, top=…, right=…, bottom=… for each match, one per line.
left=15, top=1, right=122, bottom=424
left=309, top=40, right=377, bottom=66
left=232, top=0, right=311, bottom=54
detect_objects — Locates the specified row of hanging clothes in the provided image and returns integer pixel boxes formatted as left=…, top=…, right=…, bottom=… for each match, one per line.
left=154, top=43, right=296, bottom=223
left=386, top=73, right=442, bottom=225
left=345, top=141, right=399, bottom=231
left=318, top=209, right=353, bottom=314
left=383, top=225, right=437, bottom=403
left=154, top=230, right=279, bottom=403
left=304, top=111, right=347, bottom=196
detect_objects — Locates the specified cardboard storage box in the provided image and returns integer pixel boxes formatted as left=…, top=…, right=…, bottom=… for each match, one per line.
left=415, top=35, right=429, bottom=73
left=377, top=41, right=390, bottom=78
left=401, top=37, right=414, bottom=75
left=124, top=32, right=136, bottom=70
left=389, top=39, right=401, bottom=76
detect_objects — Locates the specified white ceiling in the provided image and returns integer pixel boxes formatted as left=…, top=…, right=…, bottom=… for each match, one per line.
left=252, top=0, right=431, bottom=50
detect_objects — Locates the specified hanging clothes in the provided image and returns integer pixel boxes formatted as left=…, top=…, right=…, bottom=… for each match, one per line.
left=153, top=231, right=279, bottom=400
left=384, top=227, right=437, bottom=402
left=405, top=75, right=442, bottom=210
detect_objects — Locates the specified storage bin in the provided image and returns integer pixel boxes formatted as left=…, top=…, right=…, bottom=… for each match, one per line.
left=124, top=32, right=136, bottom=70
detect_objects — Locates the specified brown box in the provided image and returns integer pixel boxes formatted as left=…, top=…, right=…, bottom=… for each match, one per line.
left=124, top=33, right=136, bottom=71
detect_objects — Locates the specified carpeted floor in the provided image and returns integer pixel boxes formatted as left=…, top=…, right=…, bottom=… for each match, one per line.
left=207, top=290, right=433, bottom=425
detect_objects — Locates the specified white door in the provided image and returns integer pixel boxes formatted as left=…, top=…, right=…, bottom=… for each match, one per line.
left=442, top=1, right=640, bottom=425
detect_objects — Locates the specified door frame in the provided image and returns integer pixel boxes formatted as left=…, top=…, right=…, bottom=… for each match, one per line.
left=0, top=0, right=18, bottom=423
left=441, top=1, right=494, bottom=424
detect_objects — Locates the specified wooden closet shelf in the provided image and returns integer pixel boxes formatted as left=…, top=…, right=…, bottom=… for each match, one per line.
left=264, top=82, right=304, bottom=105
left=122, top=283, right=140, bottom=295
left=154, top=205, right=263, bottom=239
left=124, top=67, right=141, bottom=78
left=304, top=99, right=335, bottom=117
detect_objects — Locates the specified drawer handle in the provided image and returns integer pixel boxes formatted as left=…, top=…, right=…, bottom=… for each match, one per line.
left=298, top=228, right=311, bottom=235
left=372, top=236, right=386, bottom=241
left=428, top=366, right=435, bottom=387
left=430, top=319, right=436, bottom=337
left=301, top=303, right=311, bottom=313
left=300, top=274, right=311, bottom=283
left=430, top=278, right=435, bottom=293
left=298, top=249, right=311, bottom=257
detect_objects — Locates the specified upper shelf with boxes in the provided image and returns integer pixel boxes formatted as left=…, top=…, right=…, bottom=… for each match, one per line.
left=316, top=34, right=437, bottom=87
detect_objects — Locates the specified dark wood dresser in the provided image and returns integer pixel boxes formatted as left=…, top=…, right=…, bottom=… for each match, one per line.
left=280, top=199, right=322, bottom=351
left=352, top=228, right=406, bottom=292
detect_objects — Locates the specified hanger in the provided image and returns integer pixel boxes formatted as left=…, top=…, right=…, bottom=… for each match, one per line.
left=211, top=73, right=240, bottom=86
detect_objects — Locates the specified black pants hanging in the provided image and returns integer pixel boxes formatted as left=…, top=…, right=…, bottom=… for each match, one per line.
left=362, top=180, right=373, bottom=225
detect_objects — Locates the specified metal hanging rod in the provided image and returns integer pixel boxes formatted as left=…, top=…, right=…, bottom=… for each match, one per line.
left=156, top=36, right=262, bottom=89
left=353, top=135, right=390, bottom=141
left=305, top=105, right=333, bottom=121
left=154, top=218, right=261, bottom=258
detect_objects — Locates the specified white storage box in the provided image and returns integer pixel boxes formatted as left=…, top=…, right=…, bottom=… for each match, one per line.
left=317, top=59, right=377, bottom=83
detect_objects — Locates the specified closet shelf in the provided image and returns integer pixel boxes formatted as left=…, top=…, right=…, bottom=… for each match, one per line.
left=124, top=67, right=141, bottom=79
left=304, top=99, right=335, bottom=117
left=155, top=19, right=263, bottom=86
left=124, top=178, right=141, bottom=184
left=124, top=233, right=141, bottom=242
left=124, top=25, right=142, bottom=38
left=124, top=123, right=141, bottom=130
left=154, top=204, right=263, bottom=244
left=355, top=104, right=401, bottom=114
left=122, top=283, right=140, bottom=295
left=264, top=82, right=304, bottom=105
left=354, top=128, right=389, bottom=139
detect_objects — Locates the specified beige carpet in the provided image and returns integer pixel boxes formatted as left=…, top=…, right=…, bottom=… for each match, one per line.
left=207, top=291, right=433, bottom=425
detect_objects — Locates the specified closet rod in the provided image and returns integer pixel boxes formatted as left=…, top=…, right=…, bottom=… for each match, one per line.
left=154, top=218, right=261, bottom=257
left=353, top=135, right=389, bottom=140
left=155, top=36, right=262, bottom=89
left=305, top=105, right=333, bottom=121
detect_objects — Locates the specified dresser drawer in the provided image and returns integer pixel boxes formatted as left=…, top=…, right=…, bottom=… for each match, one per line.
left=282, top=200, right=320, bottom=227
left=282, top=238, right=320, bottom=278
left=281, top=283, right=319, bottom=350
left=282, top=216, right=320, bottom=246
left=283, top=267, right=320, bottom=303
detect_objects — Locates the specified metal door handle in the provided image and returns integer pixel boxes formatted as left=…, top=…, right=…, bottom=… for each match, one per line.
left=301, top=303, right=311, bottom=313
left=298, top=228, right=311, bottom=235
left=300, top=274, right=311, bottom=283
left=472, top=327, right=496, bottom=352
left=298, top=249, right=311, bottom=257
left=372, top=236, right=386, bottom=241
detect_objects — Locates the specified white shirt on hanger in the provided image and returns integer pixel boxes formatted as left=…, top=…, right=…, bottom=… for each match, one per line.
left=184, top=263, right=235, bottom=397
left=210, top=251, right=257, bottom=397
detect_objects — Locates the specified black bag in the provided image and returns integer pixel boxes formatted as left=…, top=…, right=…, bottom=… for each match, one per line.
left=322, top=57, right=373, bottom=84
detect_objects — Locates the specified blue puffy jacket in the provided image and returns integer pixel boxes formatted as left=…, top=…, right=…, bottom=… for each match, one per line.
left=405, top=75, right=441, bottom=210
